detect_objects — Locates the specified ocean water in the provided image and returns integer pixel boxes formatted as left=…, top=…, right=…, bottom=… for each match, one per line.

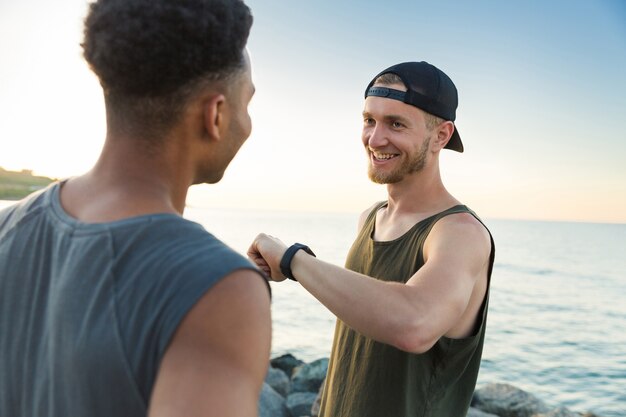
left=2, top=199, right=624, bottom=416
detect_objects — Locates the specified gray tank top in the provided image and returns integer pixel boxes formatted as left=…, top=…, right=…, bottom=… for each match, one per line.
left=0, top=183, right=268, bottom=417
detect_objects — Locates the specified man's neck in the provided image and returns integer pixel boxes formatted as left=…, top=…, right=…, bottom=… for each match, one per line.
left=384, top=168, right=458, bottom=217
left=370, top=169, right=460, bottom=242
left=60, top=135, right=193, bottom=223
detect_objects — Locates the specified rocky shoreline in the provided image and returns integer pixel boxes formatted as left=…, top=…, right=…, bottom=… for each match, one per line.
left=260, top=354, right=603, bottom=417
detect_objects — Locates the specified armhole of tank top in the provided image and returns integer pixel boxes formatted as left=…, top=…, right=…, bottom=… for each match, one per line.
left=465, top=209, right=495, bottom=290
left=448, top=208, right=496, bottom=333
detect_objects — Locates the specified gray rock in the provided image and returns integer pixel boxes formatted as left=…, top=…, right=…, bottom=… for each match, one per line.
left=532, top=407, right=581, bottom=417
left=258, top=383, right=289, bottom=417
left=286, top=392, right=319, bottom=417
left=472, top=383, right=550, bottom=417
left=271, top=353, right=305, bottom=377
left=467, top=407, right=501, bottom=417
left=265, top=366, right=290, bottom=397
left=291, top=358, right=329, bottom=393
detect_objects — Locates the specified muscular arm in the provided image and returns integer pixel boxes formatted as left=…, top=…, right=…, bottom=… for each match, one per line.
left=249, top=213, right=489, bottom=354
left=148, top=269, right=271, bottom=417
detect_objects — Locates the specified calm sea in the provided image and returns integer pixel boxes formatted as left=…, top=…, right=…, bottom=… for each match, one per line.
left=1, top=200, right=624, bottom=416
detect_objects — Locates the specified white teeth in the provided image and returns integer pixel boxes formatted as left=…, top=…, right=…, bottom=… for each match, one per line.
left=372, top=152, right=396, bottom=160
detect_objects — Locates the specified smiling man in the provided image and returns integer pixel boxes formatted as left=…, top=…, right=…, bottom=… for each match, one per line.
left=248, top=61, right=495, bottom=417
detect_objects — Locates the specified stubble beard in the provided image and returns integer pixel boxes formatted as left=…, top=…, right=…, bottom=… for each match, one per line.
left=367, top=136, right=431, bottom=184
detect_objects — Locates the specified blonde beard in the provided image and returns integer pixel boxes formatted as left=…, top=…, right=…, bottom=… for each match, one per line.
left=367, top=136, right=431, bottom=184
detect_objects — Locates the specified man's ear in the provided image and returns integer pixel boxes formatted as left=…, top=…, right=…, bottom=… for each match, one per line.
left=434, top=121, right=455, bottom=151
left=203, top=94, right=226, bottom=141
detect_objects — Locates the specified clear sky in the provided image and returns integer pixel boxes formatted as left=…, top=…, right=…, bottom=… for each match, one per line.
left=1, top=0, right=625, bottom=223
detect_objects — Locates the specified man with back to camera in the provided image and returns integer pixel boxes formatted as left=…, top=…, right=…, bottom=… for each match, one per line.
left=248, top=61, right=495, bottom=417
left=0, top=1, right=271, bottom=416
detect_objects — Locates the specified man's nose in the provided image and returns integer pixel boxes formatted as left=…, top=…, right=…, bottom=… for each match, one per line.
left=367, top=124, right=388, bottom=148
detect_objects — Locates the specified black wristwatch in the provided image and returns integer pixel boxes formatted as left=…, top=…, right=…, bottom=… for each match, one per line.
left=280, top=243, right=316, bottom=281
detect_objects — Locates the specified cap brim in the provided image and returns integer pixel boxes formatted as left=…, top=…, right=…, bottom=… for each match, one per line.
left=445, top=126, right=464, bottom=153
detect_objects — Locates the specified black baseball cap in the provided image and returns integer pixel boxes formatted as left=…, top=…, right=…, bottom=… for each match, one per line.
left=364, top=61, right=463, bottom=153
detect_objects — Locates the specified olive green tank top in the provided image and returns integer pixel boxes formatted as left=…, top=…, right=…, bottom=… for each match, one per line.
left=319, top=203, right=495, bottom=417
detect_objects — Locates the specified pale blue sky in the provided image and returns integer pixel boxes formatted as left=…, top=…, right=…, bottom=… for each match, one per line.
left=1, top=0, right=625, bottom=222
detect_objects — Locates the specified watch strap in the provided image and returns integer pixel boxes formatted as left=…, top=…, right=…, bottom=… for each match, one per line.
left=280, top=243, right=316, bottom=281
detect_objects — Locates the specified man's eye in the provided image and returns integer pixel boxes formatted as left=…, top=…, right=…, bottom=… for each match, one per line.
left=364, top=118, right=375, bottom=125
left=392, top=121, right=404, bottom=128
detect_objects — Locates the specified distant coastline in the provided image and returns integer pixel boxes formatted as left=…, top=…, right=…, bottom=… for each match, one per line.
left=0, top=167, right=55, bottom=200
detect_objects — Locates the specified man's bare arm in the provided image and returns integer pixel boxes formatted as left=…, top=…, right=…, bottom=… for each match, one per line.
left=148, top=269, right=271, bottom=417
left=248, top=213, right=489, bottom=354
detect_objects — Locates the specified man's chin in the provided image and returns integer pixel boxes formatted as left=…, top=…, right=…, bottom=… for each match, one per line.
left=368, top=169, right=401, bottom=184
left=193, top=171, right=225, bottom=185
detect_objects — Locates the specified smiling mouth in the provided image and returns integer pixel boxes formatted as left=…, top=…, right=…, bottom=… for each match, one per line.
left=370, top=150, right=399, bottom=161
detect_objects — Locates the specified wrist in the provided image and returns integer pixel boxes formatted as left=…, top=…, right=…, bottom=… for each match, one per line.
left=279, top=243, right=316, bottom=281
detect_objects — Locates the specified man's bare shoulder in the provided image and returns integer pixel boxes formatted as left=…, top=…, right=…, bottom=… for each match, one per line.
left=427, top=211, right=491, bottom=260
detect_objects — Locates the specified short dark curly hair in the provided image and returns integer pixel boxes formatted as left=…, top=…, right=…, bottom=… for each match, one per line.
left=82, top=0, right=253, bottom=140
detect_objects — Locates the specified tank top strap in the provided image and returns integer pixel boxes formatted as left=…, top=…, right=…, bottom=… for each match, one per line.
left=434, top=205, right=495, bottom=282
left=362, top=201, right=388, bottom=231
left=371, top=201, right=388, bottom=218
left=420, top=204, right=470, bottom=237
